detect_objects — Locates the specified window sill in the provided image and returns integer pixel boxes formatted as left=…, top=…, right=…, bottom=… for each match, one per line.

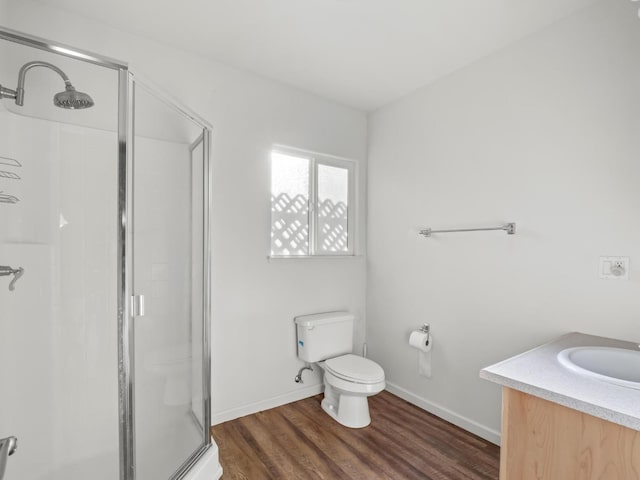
left=267, top=255, right=365, bottom=263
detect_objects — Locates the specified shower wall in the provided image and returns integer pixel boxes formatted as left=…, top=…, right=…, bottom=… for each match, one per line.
left=0, top=110, right=120, bottom=479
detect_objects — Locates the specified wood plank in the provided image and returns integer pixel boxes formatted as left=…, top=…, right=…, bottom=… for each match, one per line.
left=212, top=421, right=272, bottom=479
left=286, top=397, right=392, bottom=479
left=500, top=387, right=640, bottom=480
left=212, top=390, right=500, bottom=479
left=293, top=397, right=424, bottom=479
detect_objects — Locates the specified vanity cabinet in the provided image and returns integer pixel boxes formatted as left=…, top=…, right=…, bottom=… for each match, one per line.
left=480, top=333, right=640, bottom=480
left=500, top=387, right=640, bottom=480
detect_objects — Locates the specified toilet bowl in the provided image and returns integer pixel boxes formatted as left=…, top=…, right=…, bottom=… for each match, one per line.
left=319, top=354, right=385, bottom=428
left=295, top=311, right=386, bottom=428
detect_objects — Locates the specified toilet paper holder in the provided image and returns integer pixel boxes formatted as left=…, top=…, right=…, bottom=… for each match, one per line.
left=420, top=324, right=430, bottom=344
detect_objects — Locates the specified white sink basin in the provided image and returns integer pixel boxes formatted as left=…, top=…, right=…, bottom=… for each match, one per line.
left=557, top=346, right=640, bottom=390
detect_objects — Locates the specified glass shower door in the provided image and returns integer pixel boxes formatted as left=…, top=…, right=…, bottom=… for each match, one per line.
left=130, top=79, right=209, bottom=480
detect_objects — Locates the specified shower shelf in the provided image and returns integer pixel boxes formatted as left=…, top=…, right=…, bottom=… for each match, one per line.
left=0, top=156, right=21, bottom=168
left=0, top=192, right=19, bottom=204
left=0, top=171, right=20, bottom=180
left=0, top=157, right=22, bottom=202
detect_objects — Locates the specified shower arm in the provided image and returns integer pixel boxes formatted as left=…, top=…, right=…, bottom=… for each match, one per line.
left=0, top=61, right=72, bottom=106
left=15, top=61, right=72, bottom=106
left=0, top=85, right=17, bottom=101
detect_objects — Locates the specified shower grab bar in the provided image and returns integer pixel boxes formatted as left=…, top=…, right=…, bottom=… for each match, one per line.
left=0, top=156, right=21, bottom=168
left=0, top=193, right=19, bottom=204
left=0, top=266, right=24, bottom=291
left=419, top=222, right=516, bottom=237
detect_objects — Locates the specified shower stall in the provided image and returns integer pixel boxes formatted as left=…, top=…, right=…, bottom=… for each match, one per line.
left=0, top=27, right=219, bottom=480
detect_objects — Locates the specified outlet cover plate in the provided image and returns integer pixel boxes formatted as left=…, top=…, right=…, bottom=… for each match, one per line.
left=599, top=256, right=630, bottom=280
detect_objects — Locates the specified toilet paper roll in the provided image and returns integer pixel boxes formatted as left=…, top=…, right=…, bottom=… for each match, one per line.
left=418, top=351, right=431, bottom=378
left=409, top=331, right=432, bottom=353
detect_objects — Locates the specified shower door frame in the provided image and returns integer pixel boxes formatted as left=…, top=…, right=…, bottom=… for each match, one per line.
left=124, top=71, right=213, bottom=480
left=0, top=26, right=213, bottom=480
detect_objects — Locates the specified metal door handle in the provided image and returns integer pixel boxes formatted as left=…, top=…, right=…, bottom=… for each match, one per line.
left=131, top=295, right=145, bottom=317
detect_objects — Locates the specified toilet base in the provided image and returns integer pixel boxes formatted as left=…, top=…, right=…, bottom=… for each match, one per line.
left=321, top=384, right=371, bottom=429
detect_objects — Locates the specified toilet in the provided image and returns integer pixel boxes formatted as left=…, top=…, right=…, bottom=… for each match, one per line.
left=295, top=312, right=385, bottom=428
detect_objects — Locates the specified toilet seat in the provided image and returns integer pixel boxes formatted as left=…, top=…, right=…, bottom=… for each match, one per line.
left=324, top=354, right=385, bottom=384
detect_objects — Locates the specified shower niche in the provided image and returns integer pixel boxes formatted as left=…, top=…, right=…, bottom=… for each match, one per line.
left=0, top=28, right=218, bottom=480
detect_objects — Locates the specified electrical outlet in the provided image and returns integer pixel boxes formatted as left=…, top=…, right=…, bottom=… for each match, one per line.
left=599, top=256, right=630, bottom=280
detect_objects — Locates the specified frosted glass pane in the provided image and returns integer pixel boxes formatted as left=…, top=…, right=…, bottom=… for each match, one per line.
left=317, top=164, right=349, bottom=253
left=271, top=153, right=310, bottom=255
left=133, top=84, right=205, bottom=480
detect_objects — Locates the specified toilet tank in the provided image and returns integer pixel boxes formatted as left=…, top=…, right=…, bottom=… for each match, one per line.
left=295, top=312, right=354, bottom=363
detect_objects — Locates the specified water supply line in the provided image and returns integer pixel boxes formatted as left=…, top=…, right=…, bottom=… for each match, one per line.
left=294, top=364, right=313, bottom=384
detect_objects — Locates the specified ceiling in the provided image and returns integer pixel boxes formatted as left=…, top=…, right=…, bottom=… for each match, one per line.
left=36, top=0, right=598, bottom=111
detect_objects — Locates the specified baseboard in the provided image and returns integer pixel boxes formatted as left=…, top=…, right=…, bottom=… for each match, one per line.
left=210, top=382, right=499, bottom=445
left=211, top=383, right=324, bottom=425
left=385, top=382, right=501, bottom=446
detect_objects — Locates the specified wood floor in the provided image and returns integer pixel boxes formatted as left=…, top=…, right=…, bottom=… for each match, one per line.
left=211, top=391, right=500, bottom=479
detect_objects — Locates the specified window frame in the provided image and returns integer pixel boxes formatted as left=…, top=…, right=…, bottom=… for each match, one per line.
left=270, top=146, right=357, bottom=258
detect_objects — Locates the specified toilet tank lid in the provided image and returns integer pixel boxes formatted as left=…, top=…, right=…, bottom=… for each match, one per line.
left=294, top=311, right=354, bottom=327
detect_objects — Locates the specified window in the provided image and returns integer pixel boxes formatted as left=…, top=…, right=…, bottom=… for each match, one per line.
left=270, top=148, right=355, bottom=257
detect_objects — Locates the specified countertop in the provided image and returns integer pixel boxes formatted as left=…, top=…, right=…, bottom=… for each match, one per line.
left=480, top=332, right=640, bottom=431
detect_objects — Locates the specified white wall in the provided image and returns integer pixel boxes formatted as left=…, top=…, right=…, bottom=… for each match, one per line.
left=367, top=0, right=640, bottom=443
left=3, top=0, right=368, bottom=423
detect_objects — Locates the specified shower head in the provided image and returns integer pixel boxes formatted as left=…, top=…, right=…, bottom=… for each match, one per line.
left=53, top=84, right=94, bottom=110
left=0, top=60, right=94, bottom=110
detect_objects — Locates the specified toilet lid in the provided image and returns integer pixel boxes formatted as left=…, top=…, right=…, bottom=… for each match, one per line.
left=325, top=354, right=385, bottom=384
